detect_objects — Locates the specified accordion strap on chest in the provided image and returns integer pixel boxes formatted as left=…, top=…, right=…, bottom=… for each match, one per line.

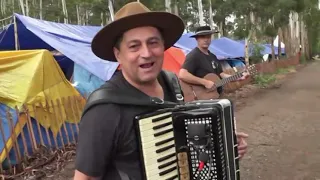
left=81, top=88, right=178, bottom=118
left=162, top=70, right=184, bottom=104
left=117, top=169, right=131, bottom=180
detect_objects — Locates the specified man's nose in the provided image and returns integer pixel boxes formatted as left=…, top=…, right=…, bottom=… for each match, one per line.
left=140, top=44, right=152, bottom=58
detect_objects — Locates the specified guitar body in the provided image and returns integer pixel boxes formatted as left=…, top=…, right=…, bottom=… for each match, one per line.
left=180, top=73, right=221, bottom=102
left=179, top=65, right=258, bottom=102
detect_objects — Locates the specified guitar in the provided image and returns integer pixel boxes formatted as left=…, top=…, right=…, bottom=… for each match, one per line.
left=179, top=65, right=258, bottom=102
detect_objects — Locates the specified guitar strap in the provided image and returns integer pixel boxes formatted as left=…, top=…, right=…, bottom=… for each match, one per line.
left=207, top=52, right=224, bottom=95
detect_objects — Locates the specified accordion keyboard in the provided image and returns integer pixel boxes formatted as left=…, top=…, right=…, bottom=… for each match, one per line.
left=138, top=112, right=179, bottom=180
left=136, top=99, right=240, bottom=180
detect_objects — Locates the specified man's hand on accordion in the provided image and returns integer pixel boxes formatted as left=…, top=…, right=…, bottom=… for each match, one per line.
left=236, top=132, right=249, bottom=159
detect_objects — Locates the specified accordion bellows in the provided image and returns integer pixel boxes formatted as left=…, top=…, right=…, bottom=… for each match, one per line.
left=135, top=99, right=240, bottom=180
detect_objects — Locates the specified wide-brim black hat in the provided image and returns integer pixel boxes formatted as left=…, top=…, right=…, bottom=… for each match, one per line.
left=190, top=25, right=219, bottom=38
left=91, top=2, right=185, bottom=62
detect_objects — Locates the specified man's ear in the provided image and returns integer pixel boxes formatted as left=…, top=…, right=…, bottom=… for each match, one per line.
left=113, top=47, right=121, bottom=63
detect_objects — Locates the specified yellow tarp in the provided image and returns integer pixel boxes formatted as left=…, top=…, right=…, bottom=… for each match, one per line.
left=0, top=50, right=84, bottom=135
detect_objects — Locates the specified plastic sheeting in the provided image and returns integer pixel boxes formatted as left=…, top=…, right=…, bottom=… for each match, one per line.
left=0, top=50, right=82, bottom=165
left=0, top=14, right=118, bottom=81
left=0, top=105, right=79, bottom=166
left=162, top=47, right=186, bottom=75
left=0, top=50, right=80, bottom=108
left=210, top=37, right=245, bottom=58
left=236, top=40, right=285, bottom=55
left=72, top=63, right=105, bottom=97
left=176, top=33, right=233, bottom=59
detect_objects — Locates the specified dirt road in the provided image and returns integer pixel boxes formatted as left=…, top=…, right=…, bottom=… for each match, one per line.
left=37, top=61, right=320, bottom=180
left=237, top=61, right=320, bottom=180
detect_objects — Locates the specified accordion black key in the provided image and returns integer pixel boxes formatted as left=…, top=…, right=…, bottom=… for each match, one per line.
left=135, top=99, right=240, bottom=180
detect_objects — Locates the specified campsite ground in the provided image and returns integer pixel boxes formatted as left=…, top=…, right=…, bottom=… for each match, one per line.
left=28, top=60, right=320, bottom=180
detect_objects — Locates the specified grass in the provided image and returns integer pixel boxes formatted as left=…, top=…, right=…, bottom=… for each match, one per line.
left=253, top=74, right=277, bottom=88
left=253, top=66, right=295, bottom=88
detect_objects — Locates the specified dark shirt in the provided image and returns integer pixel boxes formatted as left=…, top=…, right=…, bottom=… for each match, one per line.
left=75, top=71, right=177, bottom=180
left=182, top=47, right=224, bottom=94
left=182, top=47, right=223, bottom=78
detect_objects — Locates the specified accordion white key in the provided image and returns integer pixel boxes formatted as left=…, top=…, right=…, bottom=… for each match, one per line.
left=135, top=99, right=240, bottom=180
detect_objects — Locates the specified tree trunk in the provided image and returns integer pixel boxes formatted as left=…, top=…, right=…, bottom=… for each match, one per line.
left=39, top=0, right=42, bottom=19
left=197, top=0, right=205, bottom=25
left=19, top=0, right=25, bottom=15
left=61, top=0, right=68, bottom=23
left=245, top=38, right=250, bottom=66
left=76, top=5, right=81, bottom=25
left=300, top=19, right=310, bottom=60
left=101, top=12, right=104, bottom=26
left=108, top=0, right=114, bottom=21
left=278, top=28, right=281, bottom=59
left=173, top=1, right=178, bottom=16
left=271, top=37, right=275, bottom=61
left=218, top=21, right=223, bottom=38
left=165, top=0, right=171, bottom=13
left=282, top=26, right=291, bottom=57
left=25, top=0, right=29, bottom=16
left=208, top=0, right=213, bottom=28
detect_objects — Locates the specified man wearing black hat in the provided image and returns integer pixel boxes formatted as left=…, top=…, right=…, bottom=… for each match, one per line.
left=179, top=25, right=247, bottom=93
left=178, top=25, right=249, bottom=162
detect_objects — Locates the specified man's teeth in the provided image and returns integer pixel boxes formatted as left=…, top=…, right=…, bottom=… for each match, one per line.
left=140, top=62, right=154, bottom=68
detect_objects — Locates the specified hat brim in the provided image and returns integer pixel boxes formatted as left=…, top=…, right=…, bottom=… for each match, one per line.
left=190, top=30, right=219, bottom=38
left=91, top=12, right=185, bottom=62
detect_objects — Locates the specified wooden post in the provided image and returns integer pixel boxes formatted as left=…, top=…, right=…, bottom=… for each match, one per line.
left=13, top=15, right=19, bottom=50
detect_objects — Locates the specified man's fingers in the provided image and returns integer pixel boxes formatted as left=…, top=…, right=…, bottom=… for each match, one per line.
left=236, top=132, right=249, bottom=138
left=238, top=149, right=247, bottom=154
left=238, top=144, right=247, bottom=150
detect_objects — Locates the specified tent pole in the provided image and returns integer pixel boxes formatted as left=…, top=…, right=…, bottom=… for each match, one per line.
left=13, top=15, right=19, bottom=50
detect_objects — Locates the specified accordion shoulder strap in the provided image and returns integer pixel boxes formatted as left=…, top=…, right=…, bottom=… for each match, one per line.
left=81, top=71, right=183, bottom=118
left=81, top=88, right=176, bottom=117
left=161, top=70, right=184, bottom=104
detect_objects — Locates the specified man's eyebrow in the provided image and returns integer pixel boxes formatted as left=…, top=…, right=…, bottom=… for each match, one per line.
left=127, top=39, right=140, bottom=44
left=148, top=36, right=162, bottom=41
left=127, top=36, right=162, bottom=44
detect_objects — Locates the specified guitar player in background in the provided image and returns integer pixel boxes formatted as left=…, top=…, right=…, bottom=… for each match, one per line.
left=179, top=25, right=248, bottom=95
left=178, top=25, right=249, bottom=160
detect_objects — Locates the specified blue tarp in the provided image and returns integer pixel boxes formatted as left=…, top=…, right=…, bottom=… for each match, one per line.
left=210, top=37, right=245, bottom=58
left=72, top=63, right=105, bottom=97
left=176, top=34, right=285, bottom=60
left=264, top=44, right=285, bottom=54
left=0, top=14, right=195, bottom=96
left=0, top=14, right=287, bottom=96
left=226, top=58, right=246, bottom=68
left=0, top=14, right=118, bottom=82
left=0, top=104, right=79, bottom=168
left=176, top=33, right=235, bottom=59
left=237, top=40, right=285, bottom=55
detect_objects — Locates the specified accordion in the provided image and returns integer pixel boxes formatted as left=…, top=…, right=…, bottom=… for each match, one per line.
left=135, top=99, right=240, bottom=180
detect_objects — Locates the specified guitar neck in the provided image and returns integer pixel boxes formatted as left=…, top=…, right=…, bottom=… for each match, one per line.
left=216, top=71, right=243, bottom=87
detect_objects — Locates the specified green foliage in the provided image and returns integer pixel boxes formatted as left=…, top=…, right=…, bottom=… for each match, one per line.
left=251, top=43, right=265, bottom=57
left=249, top=43, right=265, bottom=64
left=264, top=24, right=278, bottom=38
left=253, top=66, right=294, bottom=87
left=0, top=0, right=319, bottom=56
left=253, top=74, right=277, bottom=87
